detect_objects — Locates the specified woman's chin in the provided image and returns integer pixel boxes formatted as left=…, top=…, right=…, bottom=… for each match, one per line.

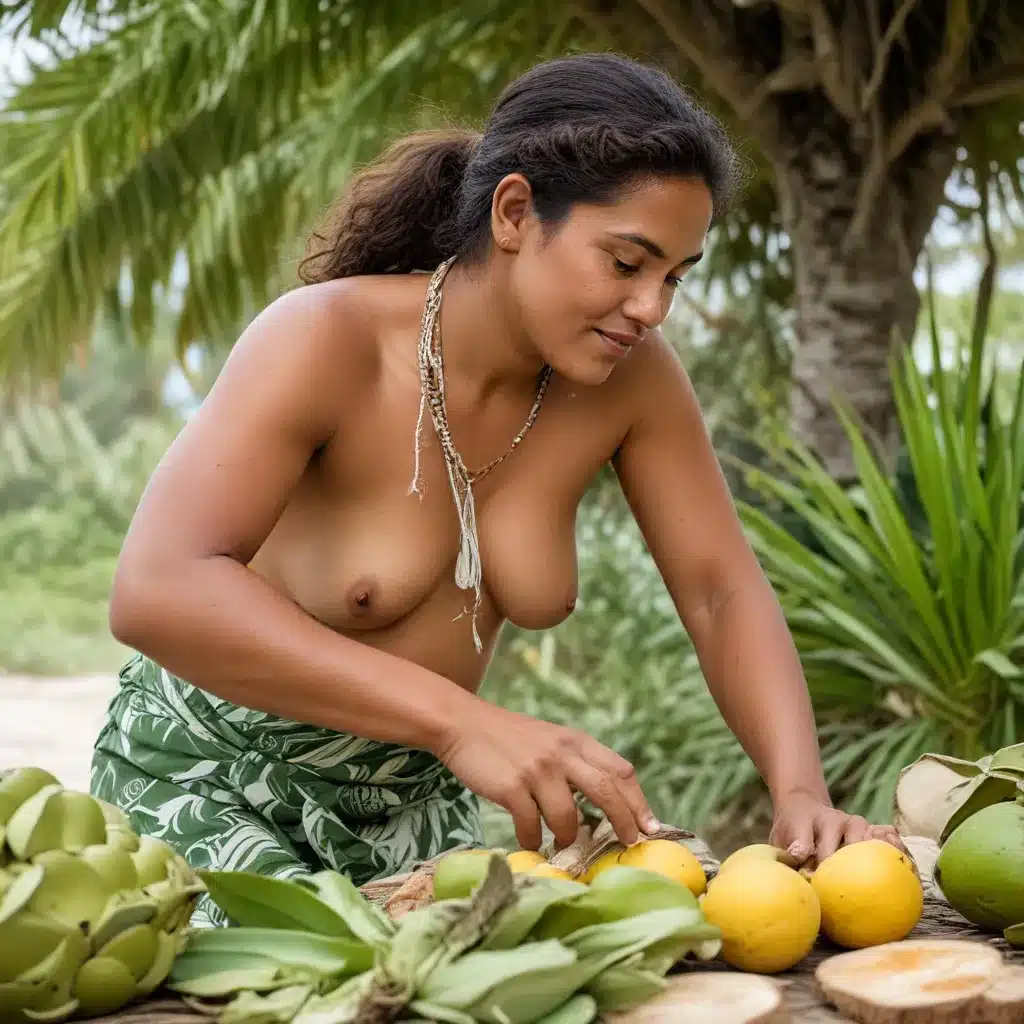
left=554, top=347, right=626, bottom=387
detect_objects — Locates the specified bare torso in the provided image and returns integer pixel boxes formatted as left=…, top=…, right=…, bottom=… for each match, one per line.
left=247, top=273, right=639, bottom=690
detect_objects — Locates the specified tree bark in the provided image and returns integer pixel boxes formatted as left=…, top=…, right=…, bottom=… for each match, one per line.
left=771, top=101, right=957, bottom=480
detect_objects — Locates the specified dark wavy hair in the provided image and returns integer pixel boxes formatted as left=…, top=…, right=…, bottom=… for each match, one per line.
left=298, top=52, right=743, bottom=282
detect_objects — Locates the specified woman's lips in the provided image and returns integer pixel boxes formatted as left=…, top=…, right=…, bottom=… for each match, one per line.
left=595, top=329, right=641, bottom=356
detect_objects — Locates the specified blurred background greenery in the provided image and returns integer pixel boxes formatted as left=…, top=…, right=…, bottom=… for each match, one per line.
left=0, top=1, right=1022, bottom=852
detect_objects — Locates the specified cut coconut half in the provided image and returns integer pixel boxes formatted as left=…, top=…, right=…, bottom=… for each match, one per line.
left=976, top=964, right=1024, bottom=1024
left=816, top=939, right=1005, bottom=1023
left=607, top=972, right=787, bottom=1023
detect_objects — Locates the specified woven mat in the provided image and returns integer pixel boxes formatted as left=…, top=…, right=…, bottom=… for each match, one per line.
left=95, top=838, right=1022, bottom=1024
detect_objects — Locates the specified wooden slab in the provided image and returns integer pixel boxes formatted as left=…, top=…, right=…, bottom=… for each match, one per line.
left=95, top=837, right=1022, bottom=1024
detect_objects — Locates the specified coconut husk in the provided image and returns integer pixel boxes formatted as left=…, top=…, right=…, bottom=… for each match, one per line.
left=892, top=746, right=1024, bottom=844
left=355, top=817, right=714, bottom=919
left=553, top=819, right=711, bottom=880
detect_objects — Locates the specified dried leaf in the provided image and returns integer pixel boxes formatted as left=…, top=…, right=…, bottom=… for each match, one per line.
left=892, top=748, right=1024, bottom=842
left=544, top=819, right=700, bottom=880
left=385, top=871, right=435, bottom=919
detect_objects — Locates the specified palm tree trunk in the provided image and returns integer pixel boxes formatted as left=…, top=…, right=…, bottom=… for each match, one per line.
left=771, top=103, right=957, bottom=479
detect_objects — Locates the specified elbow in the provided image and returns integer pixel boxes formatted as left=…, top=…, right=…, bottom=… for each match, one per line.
left=108, top=562, right=166, bottom=651
left=108, top=576, right=146, bottom=650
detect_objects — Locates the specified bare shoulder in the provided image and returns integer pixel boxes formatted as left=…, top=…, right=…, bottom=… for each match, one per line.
left=608, top=326, right=702, bottom=430
left=111, top=279, right=393, bottom=574
left=201, top=279, right=381, bottom=434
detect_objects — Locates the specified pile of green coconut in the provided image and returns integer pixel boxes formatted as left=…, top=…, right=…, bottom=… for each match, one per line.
left=894, top=743, right=1024, bottom=944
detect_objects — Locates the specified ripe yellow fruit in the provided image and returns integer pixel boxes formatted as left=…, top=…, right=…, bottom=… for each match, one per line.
left=717, top=843, right=786, bottom=875
left=528, top=863, right=575, bottom=881
left=618, top=839, right=707, bottom=897
left=506, top=850, right=548, bottom=873
left=700, top=859, right=821, bottom=973
left=810, top=839, right=923, bottom=949
left=580, top=849, right=622, bottom=884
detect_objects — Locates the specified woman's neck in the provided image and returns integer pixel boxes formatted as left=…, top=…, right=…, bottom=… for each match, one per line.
left=435, top=258, right=547, bottom=410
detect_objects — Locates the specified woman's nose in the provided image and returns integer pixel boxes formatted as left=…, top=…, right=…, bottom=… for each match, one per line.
left=622, top=283, right=671, bottom=330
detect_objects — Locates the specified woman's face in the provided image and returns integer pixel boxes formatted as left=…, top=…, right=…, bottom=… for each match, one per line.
left=504, top=174, right=713, bottom=386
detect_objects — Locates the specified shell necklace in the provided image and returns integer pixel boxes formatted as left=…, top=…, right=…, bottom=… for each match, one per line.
left=408, top=256, right=553, bottom=652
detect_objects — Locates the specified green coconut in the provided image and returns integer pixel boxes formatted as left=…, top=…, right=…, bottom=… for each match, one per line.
left=934, top=799, right=1024, bottom=931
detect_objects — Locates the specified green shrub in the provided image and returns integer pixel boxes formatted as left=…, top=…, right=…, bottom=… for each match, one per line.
left=733, top=324, right=1024, bottom=824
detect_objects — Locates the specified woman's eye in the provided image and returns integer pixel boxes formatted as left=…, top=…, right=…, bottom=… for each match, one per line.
left=614, top=258, right=639, bottom=275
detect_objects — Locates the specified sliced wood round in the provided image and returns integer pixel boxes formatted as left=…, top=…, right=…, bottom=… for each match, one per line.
left=815, top=939, right=1009, bottom=1023
left=609, top=972, right=788, bottom=1023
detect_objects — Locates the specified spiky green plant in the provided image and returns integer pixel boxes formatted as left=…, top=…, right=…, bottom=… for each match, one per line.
left=733, top=310, right=1024, bottom=825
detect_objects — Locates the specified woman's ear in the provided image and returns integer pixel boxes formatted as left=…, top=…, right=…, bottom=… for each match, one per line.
left=490, top=173, right=534, bottom=253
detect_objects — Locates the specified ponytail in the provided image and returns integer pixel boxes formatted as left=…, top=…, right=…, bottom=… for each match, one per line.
left=298, top=128, right=479, bottom=283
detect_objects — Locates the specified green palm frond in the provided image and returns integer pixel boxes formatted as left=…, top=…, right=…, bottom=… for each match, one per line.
left=0, top=0, right=603, bottom=376
left=0, top=1, right=147, bottom=37
left=1, top=0, right=1021, bottom=442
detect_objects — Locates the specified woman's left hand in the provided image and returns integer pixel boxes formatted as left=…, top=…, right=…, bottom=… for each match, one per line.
left=769, top=789, right=909, bottom=868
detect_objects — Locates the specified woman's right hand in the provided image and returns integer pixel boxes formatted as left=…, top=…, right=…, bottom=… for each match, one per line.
left=436, top=701, right=661, bottom=851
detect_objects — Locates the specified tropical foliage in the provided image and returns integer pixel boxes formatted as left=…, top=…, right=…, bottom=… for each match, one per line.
left=1, top=1, right=1022, bottom=475
left=731, top=302, right=1024, bottom=825
left=1, top=0, right=1022, bottom=846
left=2, top=276, right=1022, bottom=842
left=0, top=328, right=183, bottom=672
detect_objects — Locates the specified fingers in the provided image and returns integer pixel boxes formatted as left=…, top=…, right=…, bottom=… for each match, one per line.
left=842, top=814, right=872, bottom=845
left=501, top=786, right=544, bottom=851
left=812, top=815, right=845, bottom=863
left=817, top=811, right=868, bottom=861
left=867, top=823, right=911, bottom=856
left=531, top=776, right=583, bottom=850
left=580, top=738, right=660, bottom=835
left=772, top=818, right=815, bottom=865
left=566, top=757, right=641, bottom=848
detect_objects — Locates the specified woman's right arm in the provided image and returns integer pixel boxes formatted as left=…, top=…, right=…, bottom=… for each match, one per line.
left=110, top=284, right=658, bottom=851
left=111, top=284, right=473, bottom=753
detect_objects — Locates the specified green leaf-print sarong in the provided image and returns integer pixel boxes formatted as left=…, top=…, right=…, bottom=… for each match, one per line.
left=90, top=652, right=483, bottom=928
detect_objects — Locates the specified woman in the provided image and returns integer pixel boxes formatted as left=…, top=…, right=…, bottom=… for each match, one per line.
left=91, top=52, right=902, bottom=927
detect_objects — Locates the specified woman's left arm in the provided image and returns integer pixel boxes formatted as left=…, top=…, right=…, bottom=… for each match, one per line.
left=611, top=334, right=902, bottom=863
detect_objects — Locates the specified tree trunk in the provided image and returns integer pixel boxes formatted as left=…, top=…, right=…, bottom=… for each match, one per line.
left=772, top=102, right=957, bottom=480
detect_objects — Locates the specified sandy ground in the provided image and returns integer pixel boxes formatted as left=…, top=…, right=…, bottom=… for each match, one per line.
left=0, top=674, right=118, bottom=791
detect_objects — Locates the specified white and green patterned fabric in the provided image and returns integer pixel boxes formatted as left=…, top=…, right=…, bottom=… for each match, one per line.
left=90, top=652, right=483, bottom=928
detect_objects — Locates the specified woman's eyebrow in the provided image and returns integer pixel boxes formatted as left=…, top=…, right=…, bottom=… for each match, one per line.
left=611, top=232, right=703, bottom=266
